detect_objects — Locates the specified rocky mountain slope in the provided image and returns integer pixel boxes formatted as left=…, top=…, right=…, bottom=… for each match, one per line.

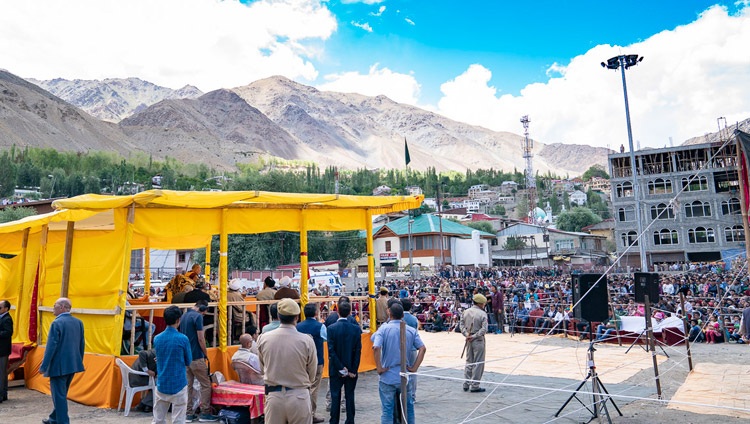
left=1, top=68, right=619, bottom=174
left=232, top=76, right=612, bottom=173
left=120, top=89, right=317, bottom=166
left=28, top=77, right=202, bottom=122
left=0, top=70, right=136, bottom=155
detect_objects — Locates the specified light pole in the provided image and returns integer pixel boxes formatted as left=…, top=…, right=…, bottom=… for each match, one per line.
left=407, top=219, right=415, bottom=279
left=602, top=54, right=648, bottom=272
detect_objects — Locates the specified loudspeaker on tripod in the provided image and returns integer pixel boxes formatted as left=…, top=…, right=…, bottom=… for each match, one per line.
left=571, top=273, right=609, bottom=322
left=634, top=272, right=659, bottom=303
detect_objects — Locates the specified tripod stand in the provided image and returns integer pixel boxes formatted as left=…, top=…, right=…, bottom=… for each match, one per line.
left=624, top=327, right=669, bottom=357
left=555, top=331, right=622, bottom=423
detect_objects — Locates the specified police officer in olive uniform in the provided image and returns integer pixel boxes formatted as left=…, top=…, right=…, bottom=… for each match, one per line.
left=258, top=298, right=317, bottom=424
left=462, top=293, right=488, bottom=392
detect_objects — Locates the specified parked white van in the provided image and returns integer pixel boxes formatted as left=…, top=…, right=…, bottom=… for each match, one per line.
left=292, top=271, right=343, bottom=294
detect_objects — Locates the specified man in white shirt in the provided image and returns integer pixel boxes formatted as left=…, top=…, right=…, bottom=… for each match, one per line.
left=232, top=333, right=260, bottom=371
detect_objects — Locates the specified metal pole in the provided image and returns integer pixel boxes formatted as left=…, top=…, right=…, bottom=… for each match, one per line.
left=643, top=294, right=663, bottom=399
left=399, top=320, right=408, bottom=423
left=618, top=56, right=648, bottom=272
left=408, top=219, right=414, bottom=279
left=679, top=292, right=694, bottom=371
left=437, top=183, right=445, bottom=268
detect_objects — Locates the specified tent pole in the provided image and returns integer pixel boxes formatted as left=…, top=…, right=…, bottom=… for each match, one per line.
left=60, top=221, right=75, bottom=298
left=15, top=228, right=30, bottom=318
left=38, top=225, right=48, bottom=343
left=205, top=242, right=212, bottom=283
left=218, top=209, right=228, bottom=352
left=144, top=243, right=151, bottom=296
left=734, top=136, right=750, bottom=263
left=366, top=210, right=376, bottom=332
left=300, top=210, right=309, bottom=319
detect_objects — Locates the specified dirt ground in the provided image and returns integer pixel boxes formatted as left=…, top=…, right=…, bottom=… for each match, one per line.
left=1, top=332, right=748, bottom=423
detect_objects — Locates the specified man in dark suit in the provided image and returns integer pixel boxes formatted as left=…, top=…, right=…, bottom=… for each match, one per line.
left=0, top=299, right=13, bottom=403
left=40, top=298, right=85, bottom=424
left=130, top=349, right=157, bottom=413
left=327, top=301, right=362, bottom=424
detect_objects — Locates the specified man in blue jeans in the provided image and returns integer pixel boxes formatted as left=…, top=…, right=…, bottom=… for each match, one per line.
left=372, top=303, right=426, bottom=424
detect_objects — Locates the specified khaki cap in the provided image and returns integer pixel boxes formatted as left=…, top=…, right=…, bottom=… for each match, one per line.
left=277, top=298, right=300, bottom=316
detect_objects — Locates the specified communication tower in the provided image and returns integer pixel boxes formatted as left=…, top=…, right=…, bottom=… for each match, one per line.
left=521, top=115, right=536, bottom=222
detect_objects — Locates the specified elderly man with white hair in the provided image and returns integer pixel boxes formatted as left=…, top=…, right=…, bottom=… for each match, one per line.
left=273, top=276, right=300, bottom=300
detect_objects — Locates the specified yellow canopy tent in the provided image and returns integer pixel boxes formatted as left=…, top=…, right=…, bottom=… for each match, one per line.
left=0, top=189, right=422, bottom=407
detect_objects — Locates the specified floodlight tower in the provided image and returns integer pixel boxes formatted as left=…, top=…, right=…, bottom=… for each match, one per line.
left=602, top=54, right=646, bottom=271
left=521, top=115, right=536, bottom=222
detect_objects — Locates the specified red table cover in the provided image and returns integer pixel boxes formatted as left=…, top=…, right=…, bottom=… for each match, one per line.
left=211, top=380, right=265, bottom=419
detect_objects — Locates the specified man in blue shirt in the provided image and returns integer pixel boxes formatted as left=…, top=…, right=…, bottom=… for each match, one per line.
left=372, top=303, right=426, bottom=424
left=179, top=300, right=217, bottom=422
left=153, top=305, right=192, bottom=424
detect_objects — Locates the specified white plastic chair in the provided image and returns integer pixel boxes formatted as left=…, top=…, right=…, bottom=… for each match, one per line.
left=115, top=358, right=155, bottom=416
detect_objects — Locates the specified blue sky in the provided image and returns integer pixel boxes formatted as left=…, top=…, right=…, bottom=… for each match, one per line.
left=1, top=0, right=749, bottom=149
left=320, top=0, right=742, bottom=103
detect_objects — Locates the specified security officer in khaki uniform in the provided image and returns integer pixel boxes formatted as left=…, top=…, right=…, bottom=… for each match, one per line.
left=462, top=293, right=488, bottom=392
left=376, top=287, right=390, bottom=326
left=258, top=298, right=317, bottom=423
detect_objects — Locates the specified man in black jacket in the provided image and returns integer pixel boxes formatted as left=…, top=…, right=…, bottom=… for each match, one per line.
left=327, top=302, right=362, bottom=424
left=0, top=299, right=13, bottom=403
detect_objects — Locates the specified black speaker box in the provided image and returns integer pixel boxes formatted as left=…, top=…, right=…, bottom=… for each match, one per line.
left=634, top=272, right=659, bottom=303
left=571, top=273, right=609, bottom=322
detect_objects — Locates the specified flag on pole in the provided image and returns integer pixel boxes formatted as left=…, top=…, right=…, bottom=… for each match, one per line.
left=404, top=137, right=411, bottom=166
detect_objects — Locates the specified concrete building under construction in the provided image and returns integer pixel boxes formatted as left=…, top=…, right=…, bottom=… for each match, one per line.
left=608, top=141, right=745, bottom=268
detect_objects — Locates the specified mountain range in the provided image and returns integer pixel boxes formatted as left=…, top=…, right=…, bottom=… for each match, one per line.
left=3, top=69, right=619, bottom=174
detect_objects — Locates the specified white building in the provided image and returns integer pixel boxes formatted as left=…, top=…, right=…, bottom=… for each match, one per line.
left=569, top=190, right=587, bottom=206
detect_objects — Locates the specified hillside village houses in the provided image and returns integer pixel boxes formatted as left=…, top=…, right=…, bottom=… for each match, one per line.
left=585, top=176, right=611, bottom=195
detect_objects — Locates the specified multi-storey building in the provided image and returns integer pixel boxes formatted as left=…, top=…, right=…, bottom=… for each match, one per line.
left=609, top=142, right=744, bottom=268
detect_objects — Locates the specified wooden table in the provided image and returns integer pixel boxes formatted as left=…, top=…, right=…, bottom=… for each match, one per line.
left=211, top=380, right=265, bottom=419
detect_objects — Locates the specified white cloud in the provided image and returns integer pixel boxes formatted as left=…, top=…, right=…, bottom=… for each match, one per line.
left=341, top=0, right=385, bottom=4
left=318, top=64, right=420, bottom=105
left=405, top=18, right=415, bottom=26
left=371, top=6, right=386, bottom=17
left=435, top=6, right=750, bottom=149
left=351, top=21, right=374, bottom=33
left=0, top=0, right=337, bottom=91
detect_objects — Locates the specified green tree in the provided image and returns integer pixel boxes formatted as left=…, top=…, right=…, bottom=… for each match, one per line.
left=503, top=236, right=527, bottom=250
left=516, top=197, right=529, bottom=220
left=466, top=221, right=494, bottom=234
left=491, top=204, right=506, bottom=216
left=0, top=206, right=37, bottom=223
left=586, top=189, right=611, bottom=219
left=0, top=152, right=17, bottom=197
left=581, top=165, right=610, bottom=181
left=556, top=207, right=602, bottom=232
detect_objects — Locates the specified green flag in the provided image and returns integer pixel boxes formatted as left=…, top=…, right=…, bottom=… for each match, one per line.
left=404, top=137, right=411, bottom=166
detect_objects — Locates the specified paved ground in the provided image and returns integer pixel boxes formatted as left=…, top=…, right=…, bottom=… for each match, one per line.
left=1, top=333, right=748, bottom=423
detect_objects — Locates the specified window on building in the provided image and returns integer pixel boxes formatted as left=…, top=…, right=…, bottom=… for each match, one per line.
left=618, top=206, right=635, bottom=222
left=616, top=182, right=633, bottom=198
left=178, top=252, right=186, bottom=263
left=621, top=231, right=638, bottom=247
left=647, top=178, right=672, bottom=195
left=681, top=175, right=708, bottom=191
left=721, top=198, right=741, bottom=215
left=688, top=227, right=715, bottom=243
left=684, top=200, right=711, bottom=218
left=653, top=229, right=678, bottom=245
left=555, top=239, right=574, bottom=250
left=414, top=235, right=434, bottom=250
left=725, top=225, right=745, bottom=242
left=385, top=241, right=392, bottom=251
left=650, top=203, right=674, bottom=220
